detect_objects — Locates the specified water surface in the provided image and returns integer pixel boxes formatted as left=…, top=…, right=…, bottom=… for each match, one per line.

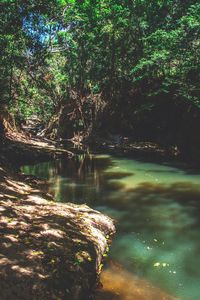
left=22, top=154, right=200, bottom=300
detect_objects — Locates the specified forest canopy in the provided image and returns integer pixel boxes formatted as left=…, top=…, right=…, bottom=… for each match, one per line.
left=0, top=0, right=200, bottom=147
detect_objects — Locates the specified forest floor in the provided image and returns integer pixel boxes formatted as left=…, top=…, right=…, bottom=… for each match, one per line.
left=0, top=130, right=115, bottom=300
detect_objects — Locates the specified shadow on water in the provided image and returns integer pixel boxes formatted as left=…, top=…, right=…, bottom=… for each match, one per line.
left=22, top=153, right=200, bottom=300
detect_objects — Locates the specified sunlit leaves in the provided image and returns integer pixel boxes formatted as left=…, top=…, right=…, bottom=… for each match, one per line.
left=1, top=0, right=200, bottom=126
left=180, top=3, right=200, bottom=29
left=57, top=0, right=67, bottom=6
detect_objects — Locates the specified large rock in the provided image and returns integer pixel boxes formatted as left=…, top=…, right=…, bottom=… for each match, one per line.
left=0, top=161, right=115, bottom=300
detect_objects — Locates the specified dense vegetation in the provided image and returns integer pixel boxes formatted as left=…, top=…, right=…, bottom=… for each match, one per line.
left=1, top=0, right=200, bottom=154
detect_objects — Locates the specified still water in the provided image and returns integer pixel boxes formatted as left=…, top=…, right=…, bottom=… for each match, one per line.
left=22, top=153, right=200, bottom=300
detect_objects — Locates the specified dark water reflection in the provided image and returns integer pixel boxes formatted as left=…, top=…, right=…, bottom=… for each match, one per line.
left=22, top=154, right=200, bottom=300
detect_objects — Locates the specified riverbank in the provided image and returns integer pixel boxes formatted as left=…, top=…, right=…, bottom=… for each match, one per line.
left=0, top=132, right=115, bottom=300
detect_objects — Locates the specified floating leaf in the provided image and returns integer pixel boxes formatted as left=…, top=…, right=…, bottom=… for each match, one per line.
left=153, top=262, right=160, bottom=267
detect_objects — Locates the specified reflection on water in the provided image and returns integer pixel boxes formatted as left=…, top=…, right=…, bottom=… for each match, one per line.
left=22, top=154, right=200, bottom=300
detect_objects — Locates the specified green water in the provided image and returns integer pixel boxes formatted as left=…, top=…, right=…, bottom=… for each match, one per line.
left=22, top=154, right=200, bottom=300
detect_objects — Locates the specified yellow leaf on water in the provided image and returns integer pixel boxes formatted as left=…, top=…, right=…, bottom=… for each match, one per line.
left=153, top=262, right=160, bottom=267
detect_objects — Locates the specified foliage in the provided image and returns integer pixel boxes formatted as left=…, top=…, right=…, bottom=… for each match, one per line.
left=0, top=0, right=199, bottom=146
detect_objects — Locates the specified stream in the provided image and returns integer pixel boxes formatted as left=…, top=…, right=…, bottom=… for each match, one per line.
left=22, top=153, right=200, bottom=300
